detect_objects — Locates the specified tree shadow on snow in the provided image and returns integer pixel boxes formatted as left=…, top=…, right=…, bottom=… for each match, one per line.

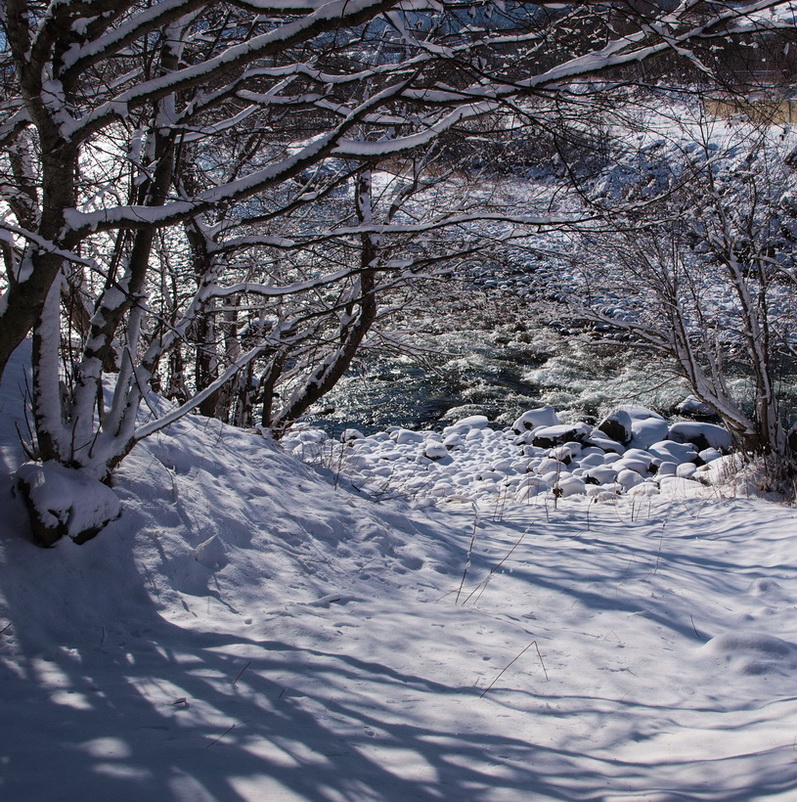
left=1, top=483, right=796, bottom=800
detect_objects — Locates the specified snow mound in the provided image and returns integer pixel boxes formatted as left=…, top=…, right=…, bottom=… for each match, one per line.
left=702, top=632, right=797, bottom=676
left=749, top=577, right=791, bottom=601
left=16, top=461, right=121, bottom=546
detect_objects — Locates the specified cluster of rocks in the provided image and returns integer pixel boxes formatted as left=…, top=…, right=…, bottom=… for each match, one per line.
left=284, top=404, right=734, bottom=505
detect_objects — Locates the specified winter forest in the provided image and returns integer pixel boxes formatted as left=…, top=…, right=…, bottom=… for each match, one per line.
left=3, top=0, right=797, bottom=799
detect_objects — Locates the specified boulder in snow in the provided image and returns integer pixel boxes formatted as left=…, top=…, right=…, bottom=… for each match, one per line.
left=597, top=409, right=633, bottom=445
left=554, top=476, right=586, bottom=497
left=677, top=395, right=716, bottom=418
left=446, top=415, right=490, bottom=432
left=392, top=428, right=425, bottom=445
left=616, top=468, right=644, bottom=490
left=648, top=440, right=698, bottom=464
left=424, top=442, right=450, bottom=461
left=532, top=422, right=592, bottom=448
left=630, top=417, right=670, bottom=449
left=584, top=431, right=626, bottom=454
left=512, top=406, right=560, bottom=434
left=668, top=422, right=733, bottom=453
left=442, top=433, right=463, bottom=450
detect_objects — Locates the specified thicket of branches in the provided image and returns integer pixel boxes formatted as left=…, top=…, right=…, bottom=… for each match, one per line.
left=565, top=114, right=797, bottom=483
left=1, top=0, right=793, bottom=542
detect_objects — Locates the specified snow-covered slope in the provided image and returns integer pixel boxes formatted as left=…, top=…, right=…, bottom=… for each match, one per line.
left=1, top=347, right=797, bottom=800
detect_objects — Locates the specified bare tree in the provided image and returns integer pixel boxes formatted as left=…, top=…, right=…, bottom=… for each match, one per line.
left=2, top=0, right=794, bottom=542
left=566, top=112, right=797, bottom=479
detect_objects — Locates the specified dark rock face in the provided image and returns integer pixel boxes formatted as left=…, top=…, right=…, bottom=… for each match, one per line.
left=597, top=410, right=632, bottom=445
left=531, top=422, right=592, bottom=448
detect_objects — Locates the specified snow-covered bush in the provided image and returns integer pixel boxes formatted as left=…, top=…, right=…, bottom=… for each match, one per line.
left=564, top=113, right=797, bottom=482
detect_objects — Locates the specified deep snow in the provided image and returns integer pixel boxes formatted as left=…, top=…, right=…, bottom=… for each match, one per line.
left=2, top=346, right=797, bottom=801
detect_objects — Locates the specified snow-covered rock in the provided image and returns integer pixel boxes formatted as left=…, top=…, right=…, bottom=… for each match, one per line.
left=393, top=428, right=426, bottom=444
left=669, top=422, right=733, bottom=452
left=628, top=481, right=659, bottom=496
left=512, top=406, right=560, bottom=433
left=612, top=454, right=653, bottom=476
left=443, top=433, right=463, bottom=450
left=532, top=422, right=592, bottom=448
left=677, top=395, right=716, bottom=417
left=656, top=461, right=678, bottom=478
left=648, top=440, right=698, bottom=463
left=698, top=447, right=723, bottom=463
left=630, top=416, right=670, bottom=449
left=424, top=442, right=450, bottom=461
left=597, top=409, right=633, bottom=444
left=584, top=431, right=626, bottom=453
left=551, top=476, right=583, bottom=497
left=446, top=415, right=490, bottom=432
left=616, top=468, right=645, bottom=490
left=585, top=464, right=617, bottom=485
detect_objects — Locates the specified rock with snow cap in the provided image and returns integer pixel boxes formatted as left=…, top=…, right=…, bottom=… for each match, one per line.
left=597, top=409, right=633, bottom=445
left=630, top=417, right=670, bottom=449
left=612, top=456, right=652, bottom=476
left=554, top=476, right=586, bottom=497
left=423, top=442, right=450, bottom=461
left=622, top=405, right=668, bottom=421
left=392, top=428, right=425, bottom=445
left=648, top=440, right=698, bottom=463
left=446, top=415, right=490, bottom=432
left=512, top=406, right=560, bottom=434
left=668, top=422, right=733, bottom=453
left=585, top=464, right=618, bottom=485
left=584, top=430, right=626, bottom=454
left=532, top=422, right=592, bottom=448
left=677, top=395, right=716, bottom=418
left=442, top=432, right=463, bottom=450
left=616, top=468, right=645, bottom=490
left=698, top=447, right=722, bottom=464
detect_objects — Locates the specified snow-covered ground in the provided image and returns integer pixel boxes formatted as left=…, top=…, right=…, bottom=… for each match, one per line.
left=2, top=347, right=797, bottom=801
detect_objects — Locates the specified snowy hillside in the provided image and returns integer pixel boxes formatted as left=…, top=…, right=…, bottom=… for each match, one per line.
left=2, top=348, right=797, bottom=800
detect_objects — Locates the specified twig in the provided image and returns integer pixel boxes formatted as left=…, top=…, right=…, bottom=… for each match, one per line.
left=206, top=722, right=240, bottom=748
left=651, top=527, right=664, bottom=575
left=0, top=622, right=11, bottom=635
left=480, top=639, right=548, bottom=698
left=232, top=660, right=251, bottom=687
left=462, top=527, right=529, bottom=605
left=533, top=641, right=549, bottom=681
left=455, top=503, right=480, bottom=604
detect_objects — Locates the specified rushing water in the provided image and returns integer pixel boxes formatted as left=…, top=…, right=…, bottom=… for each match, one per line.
left=304, top=288, right=694, bottom=435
